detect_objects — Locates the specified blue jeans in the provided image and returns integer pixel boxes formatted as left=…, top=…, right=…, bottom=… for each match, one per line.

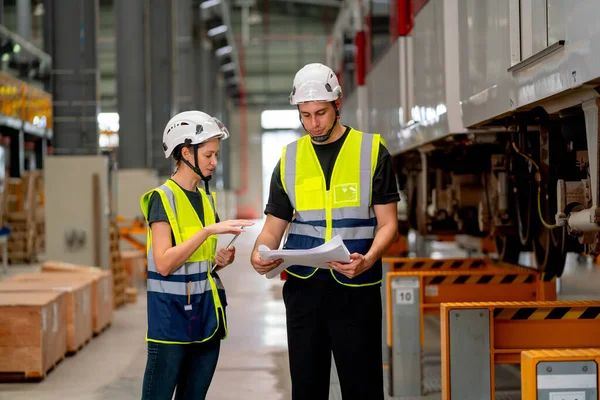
left=141, top=340, right=221, bottom=400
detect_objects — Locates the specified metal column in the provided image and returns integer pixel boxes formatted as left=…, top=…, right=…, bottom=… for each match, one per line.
left=116, top=0, right=149, bottom=169
left=34, top=138, right=46, bottom=170
left=43, top=0, right=100, bottom=155
left=9, top=130, right=24, bottom=177
left=149, top=0, right=175, bottom=177
left=191, top=11, right=203, bottom=113
left=17, top=0, right=32, bottom=41
left=175, top=0, right=195, bottom=112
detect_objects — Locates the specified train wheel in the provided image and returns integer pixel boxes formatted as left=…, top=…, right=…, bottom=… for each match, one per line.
left=495, top=235, right=521, bottom=264
left=531, top=180, right=567, bottom=277
left=532, top=227, right=566, bottom=277
left=514, top=164, right=535, bottom=249
left=406, top=172, right=419, bottom=231
left=530, top=122, right=567, bottom=277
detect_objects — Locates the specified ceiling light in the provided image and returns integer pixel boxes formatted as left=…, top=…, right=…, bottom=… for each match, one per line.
left=200, top=0, right=221, bottom=9
left=216, top=45, right=232, bottom=57
left=207, top=25, right=227, bottom=37
left=220, top=62, right=235, bottom=72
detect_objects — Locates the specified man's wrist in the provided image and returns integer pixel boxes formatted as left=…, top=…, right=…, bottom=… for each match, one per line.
left=364, top=253, right=376, bottom=269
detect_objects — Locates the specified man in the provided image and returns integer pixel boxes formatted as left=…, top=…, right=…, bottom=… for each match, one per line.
left=250, top=62, right=400, bottom=400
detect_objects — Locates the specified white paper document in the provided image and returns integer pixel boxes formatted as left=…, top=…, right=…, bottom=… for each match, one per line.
left=259, top=235, right=352, bottom=279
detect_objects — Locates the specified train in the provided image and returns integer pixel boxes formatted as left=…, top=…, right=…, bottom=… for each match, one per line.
left=327, top=0, right=600, bottom=277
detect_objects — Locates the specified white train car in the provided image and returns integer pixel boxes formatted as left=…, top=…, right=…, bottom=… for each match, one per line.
left=329, top=0, right=600, bottom=277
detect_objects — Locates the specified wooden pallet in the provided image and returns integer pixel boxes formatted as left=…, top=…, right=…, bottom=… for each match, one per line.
left=110, top=221, right=127, bottom=308
left=2, top=171, right=44, bottom=264
left=0, top=291, right=67, bottom=382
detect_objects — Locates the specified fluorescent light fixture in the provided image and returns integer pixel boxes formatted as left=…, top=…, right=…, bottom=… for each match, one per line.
left=261, top=110, right=302, bottom=130
left=98, top=112, right=120, bottom=132
left=220, top=62, right=235, bottom=72
left=32, top=115, right=47, bottom=128
left=207, top=25, right=227, bottom=37
left=200, top=0, right=221, bottom=9
left=215, top=45, right=232, bottom=57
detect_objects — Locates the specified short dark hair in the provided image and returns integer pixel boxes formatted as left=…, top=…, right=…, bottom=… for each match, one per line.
left=173, top=142, right=207, bottom=162
left=173, top=144, right=190, bottom=162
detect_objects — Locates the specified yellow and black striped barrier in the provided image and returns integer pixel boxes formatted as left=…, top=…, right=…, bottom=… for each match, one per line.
left=384, top=256, right=487, bottom=271
left=383, top=258, right=557, bottom=398
left=440, top=300, right=600, bottom=400
left=424, top=272, right=537, bottom=285
left=494, top=304, right=600, bottom=320
left=521, top=349, right=600, bottom=398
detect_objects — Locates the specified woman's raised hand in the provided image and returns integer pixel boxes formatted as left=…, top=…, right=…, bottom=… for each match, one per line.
left=206, top=220, right=254, bottom=235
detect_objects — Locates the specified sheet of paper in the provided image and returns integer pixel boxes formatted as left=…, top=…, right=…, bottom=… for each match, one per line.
left=258, top=235, right=352, bottom=279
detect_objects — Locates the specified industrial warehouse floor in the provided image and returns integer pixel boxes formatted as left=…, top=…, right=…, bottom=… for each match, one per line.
left=1, top=221, right=600, bottom=400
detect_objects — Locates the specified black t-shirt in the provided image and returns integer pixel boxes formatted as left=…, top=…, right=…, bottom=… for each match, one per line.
left=148, top=179, right=220, bottom=245
left=265, top=126, right=400, bottom=222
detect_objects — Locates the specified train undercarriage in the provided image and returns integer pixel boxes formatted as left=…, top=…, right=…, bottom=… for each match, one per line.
left=395, top=98, right=600, bottom=278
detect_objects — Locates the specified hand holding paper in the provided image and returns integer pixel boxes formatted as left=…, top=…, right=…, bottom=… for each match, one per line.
left=258, top=235, right=352, bottom=279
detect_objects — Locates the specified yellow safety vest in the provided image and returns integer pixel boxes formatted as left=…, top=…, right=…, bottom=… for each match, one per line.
left=281, top=127, right=384, bottom=286
left=140, top=179, right=228, bottom=343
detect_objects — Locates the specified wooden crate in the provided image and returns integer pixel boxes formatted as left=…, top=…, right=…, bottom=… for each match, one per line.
left=40, top=262, right=114, bottom=335
left=0, top=290, right=67, bottom=381
left=0, top=274, right=93, bottom=353
left=120, top=249, right=146, bottom=288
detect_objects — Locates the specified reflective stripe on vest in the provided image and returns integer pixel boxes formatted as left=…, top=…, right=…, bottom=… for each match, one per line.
left=281, top=128, right=382, bottom=287
left=140, top=179, right=227, bottom=344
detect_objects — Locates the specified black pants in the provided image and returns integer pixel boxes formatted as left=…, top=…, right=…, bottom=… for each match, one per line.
left=282, top=276, right=384, bottom=400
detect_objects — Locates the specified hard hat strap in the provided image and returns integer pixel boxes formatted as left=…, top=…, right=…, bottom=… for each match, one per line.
left=181, top=144, right=212, bottom=184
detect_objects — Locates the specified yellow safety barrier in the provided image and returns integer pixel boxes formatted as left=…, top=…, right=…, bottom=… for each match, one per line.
left=440, top=300, right=600, bottom=399
left=383, top=257, right=557, bottom=398
left=521, top=349, right=600, bottom=399
left=0, top=72, right=52, bottom=131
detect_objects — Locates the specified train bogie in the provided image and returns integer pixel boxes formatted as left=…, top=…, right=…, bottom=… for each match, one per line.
left=329, top=0, right=600, bottom=276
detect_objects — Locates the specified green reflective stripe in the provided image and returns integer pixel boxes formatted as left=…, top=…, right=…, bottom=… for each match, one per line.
left=331, top=207, right=374, bottom=220
left=283, top=141, right=298, bottom=208
left=285, top=267, right=319, bottom=279
left=329, top=270, right=382, bottom=287
left=184, top=261, right=209, bottom=276
left=289, top=223, right=325, bottom=238
left=359, top=133, right=373, bottom=207
left=147, top=279, right=212, bottom=296
left=155, top=185, right=183, bottom=245
left=332, top=226, right=376, bottom=240
left=295, top=209, right=325, bottom=222
left=147, top=255, right=210, bottom=276
left=147, top=243, right=155, bottom=270
left=295, top=208, right=374, bottom=221
left=158, top=184, right=177, bottom=215
left=289, top=223, right=375, bottom=241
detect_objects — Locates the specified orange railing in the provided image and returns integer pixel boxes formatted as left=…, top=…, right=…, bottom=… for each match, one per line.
left=0, top=72, right=52, bottom=131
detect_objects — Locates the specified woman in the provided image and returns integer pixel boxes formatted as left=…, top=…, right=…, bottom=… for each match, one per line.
left=139, top=111, right=253, bottom=399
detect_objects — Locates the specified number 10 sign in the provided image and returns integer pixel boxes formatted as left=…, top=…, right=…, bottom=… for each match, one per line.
left=395, top=288, right=414, bottom=305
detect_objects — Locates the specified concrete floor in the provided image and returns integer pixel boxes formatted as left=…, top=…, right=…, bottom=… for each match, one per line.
left=2, top=223, right=600, bottom=400
left=0, top=221, right=291, bottom=400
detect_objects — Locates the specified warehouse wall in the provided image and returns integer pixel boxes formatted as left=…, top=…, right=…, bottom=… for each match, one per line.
left=227, top=107, right=263, bottom=220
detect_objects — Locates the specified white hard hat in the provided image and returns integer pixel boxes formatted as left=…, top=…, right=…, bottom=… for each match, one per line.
left=162, top=110, right=230, bottom=158
left=289, top=63, right=343, bottom=105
